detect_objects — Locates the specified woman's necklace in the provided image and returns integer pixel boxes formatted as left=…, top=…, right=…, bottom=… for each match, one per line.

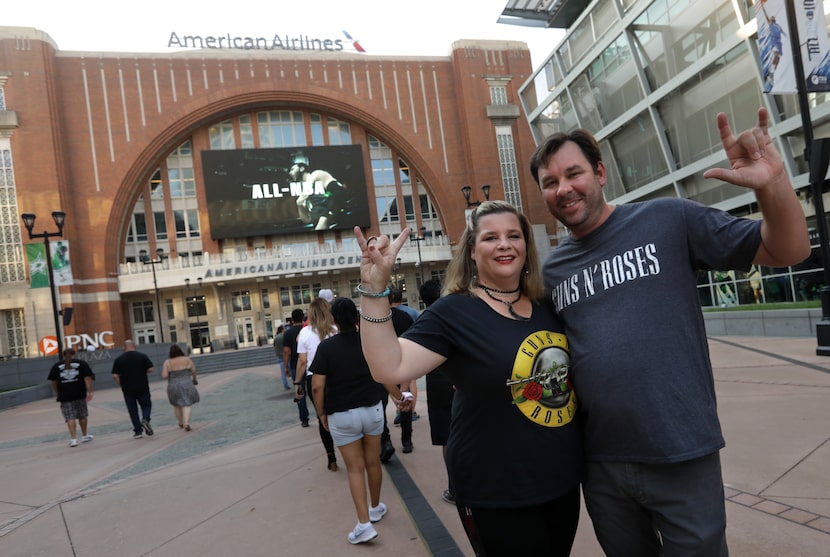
left=478, top=284, right=529, bottom=321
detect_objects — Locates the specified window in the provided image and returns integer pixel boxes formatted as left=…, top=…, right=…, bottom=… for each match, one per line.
left=232, top=291, right=252, bottom=312
left=495, top=126, right=522, bottom=211
left=258, top=111, right=306, bottom=147
left=0, top=147, right=26, bottom=283
left=327, top=117, right=352, bottom=145
left=132, top=301, right=155, bottom=324
left=261, top=288, right=271, bottom=309
left=239, top=115, right=255, bottom=148
left=310, top=113, right=324, bottom=145
left=174, top=209, right=201, bottom=239
left=149, top=169, right=164, bottom=199
left=209, top=119, right=236, bottom=150
left=154, top=212, right=167, bottom=240
left=4, top=309, right=29, bottom=358
left=133, top=214, right=147, bottom=242
left=490, top=85, right=508, bottom=104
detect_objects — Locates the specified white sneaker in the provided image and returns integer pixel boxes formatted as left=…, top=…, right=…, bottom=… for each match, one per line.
left=369, top=502, right=387, bottom=523
left=82, top=434, right=93, bottom=443
left=347, top=522, right=377, bottom=545
left=69, top=439, right=79, bottom=447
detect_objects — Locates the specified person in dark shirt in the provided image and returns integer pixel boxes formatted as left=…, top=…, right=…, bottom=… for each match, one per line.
left=283, top=308, right=309, bottom=426
left=311, top=297, right=409, bottom=544
left=111, top=340, right=155, bottom=439
left=48, top=348, right=95, bottom=447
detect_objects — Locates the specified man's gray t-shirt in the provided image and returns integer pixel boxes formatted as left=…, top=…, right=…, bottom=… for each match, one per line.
left=543, top=198, right=760, bottom=463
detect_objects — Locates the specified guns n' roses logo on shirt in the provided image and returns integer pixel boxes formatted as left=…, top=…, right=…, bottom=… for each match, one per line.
left=507, top=331, right=577, bottom=428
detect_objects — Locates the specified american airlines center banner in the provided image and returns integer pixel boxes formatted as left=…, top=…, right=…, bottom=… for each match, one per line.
left=202, top=144, right=371, bottom=239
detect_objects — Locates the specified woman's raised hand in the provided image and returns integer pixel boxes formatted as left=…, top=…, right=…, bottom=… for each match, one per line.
left=354, top=226, right=411, bottom=290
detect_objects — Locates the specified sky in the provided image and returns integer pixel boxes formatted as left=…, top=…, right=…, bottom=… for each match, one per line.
left=3, top=0, right=564, bottom=68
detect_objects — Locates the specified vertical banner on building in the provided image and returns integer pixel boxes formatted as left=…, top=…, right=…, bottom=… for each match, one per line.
left=758, top=0, right=797, bottom=93
left=758, top=0, right=830, bottom=93
left=51, top=240, right=74, bottom=286
left=25, top=243, right=49, bottom=288
left=797, top=1, right=830, bottom=91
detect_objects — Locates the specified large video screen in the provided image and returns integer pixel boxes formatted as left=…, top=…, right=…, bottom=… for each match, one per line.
left=201, top=145, right=371, bottom=239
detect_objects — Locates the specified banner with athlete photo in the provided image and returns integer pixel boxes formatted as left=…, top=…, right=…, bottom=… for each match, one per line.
left=757, top=0, right=830, bottom=93
left=51, top=240, right=74, bottom=286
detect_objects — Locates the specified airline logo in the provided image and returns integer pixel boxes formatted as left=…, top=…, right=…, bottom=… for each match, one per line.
left=342, top=30, right=365, bottom=53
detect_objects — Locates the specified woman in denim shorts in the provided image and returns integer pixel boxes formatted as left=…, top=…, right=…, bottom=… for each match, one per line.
left=311, top=297, right=409, bottom=546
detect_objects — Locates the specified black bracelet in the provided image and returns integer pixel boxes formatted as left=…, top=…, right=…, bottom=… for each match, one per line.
left=359, top=310, right=394, bottom=323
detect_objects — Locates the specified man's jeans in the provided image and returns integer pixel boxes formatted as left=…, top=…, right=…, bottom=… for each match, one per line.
left=122, top=389, right=152, bottom=435
left=279, top=361, right=290, bottom=389
left=583, top=452, right=728, bottom=557
left=290, top=367, right=309, bottom=423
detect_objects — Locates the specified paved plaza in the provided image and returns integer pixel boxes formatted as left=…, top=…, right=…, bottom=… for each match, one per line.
left=1, top=336, right=828, bottom=556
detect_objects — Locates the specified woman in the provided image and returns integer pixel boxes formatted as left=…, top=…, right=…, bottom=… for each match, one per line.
left=47, top=348, right=95, bottom=447
left=354, top=200, right=583, bottom=556
left=294, top=297, right=338, bottom=470
left=311, top=297, right=410, bottom=545
left=161, top=344, right=200, bottom=431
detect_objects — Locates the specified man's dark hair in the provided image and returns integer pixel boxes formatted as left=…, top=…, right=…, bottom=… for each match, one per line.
left=388, top=287, right=404, bottom=304
left=529, top=129, right=603, bottom=185
left=291, top=308, right=305, bottom=323
left=331, top=297, right=359, bottom=332
left=419, top=279, right=442, bottom=308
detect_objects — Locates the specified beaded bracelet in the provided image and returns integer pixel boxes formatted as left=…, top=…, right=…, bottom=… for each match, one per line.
left=355, top=284, right=392, bottom=298
left=359, top=310, right=394, bottom=323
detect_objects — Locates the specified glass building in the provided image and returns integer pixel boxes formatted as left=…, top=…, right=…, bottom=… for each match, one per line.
left=509, top=0, right=830, bottom=307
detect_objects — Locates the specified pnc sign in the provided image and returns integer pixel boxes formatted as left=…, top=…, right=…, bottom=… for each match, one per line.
left=38, top=331, right=116, bottom=356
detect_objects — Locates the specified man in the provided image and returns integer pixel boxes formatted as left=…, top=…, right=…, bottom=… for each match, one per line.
left=289, top=151, right=350, bottom=231
left=48, top=348, right=95, bottom=447
left=419, top=279, right=455, bottom=503
left=388, top=287, right=421, bottom=428
left=379, top=305, right=414, bottom=462
left=530, top=107, right=810, bottom=556
left=388, top=286, right=419, bottom=321
left=283, top=308, right=309, bottom=426
left=273, top=325, right=288, bottom=390
left=112, top=340, right=155, bottom=439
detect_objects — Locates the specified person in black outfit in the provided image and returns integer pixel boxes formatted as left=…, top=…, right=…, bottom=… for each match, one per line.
left=111, top=339, right=156, bottom=438
left=48, top=348, right=95, bottom=447
left=311, top=297, right=410, bottom=544
left=420, top=279, right=456, bottom=503
left=283, top=308, right=309, bottom=426
left=378, top=306, right=414, bottom=462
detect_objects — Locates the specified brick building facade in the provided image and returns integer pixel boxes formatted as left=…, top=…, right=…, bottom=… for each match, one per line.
left=0, top=26, right=555, bottom=356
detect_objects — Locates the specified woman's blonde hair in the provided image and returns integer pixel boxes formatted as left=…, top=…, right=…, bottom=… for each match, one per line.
left=307, top=297, right=335, bottom=341
left=443, top=200, right=544, bottom=301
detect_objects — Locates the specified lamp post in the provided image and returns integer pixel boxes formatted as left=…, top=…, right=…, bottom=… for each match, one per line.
left=461, top=184, right=491, bottom=207
left=147, top=259, right=165, bottom=343
left=21, top=211, right=66, bottom=358
left=410, top=226, right=427, bottom=268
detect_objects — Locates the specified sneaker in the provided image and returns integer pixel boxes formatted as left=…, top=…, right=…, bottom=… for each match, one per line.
left=369, top=502, right=387, bottom=523
left=141, top=420, right=154, bottom=436
left=69, top=438, right=79, bottom=447
left=442, top=489, right=455, bottom=504
left=81, top=434, right=94, bottom=443
left=412, top=411, right=420, bottom=421
left=133, top=433, right=143, bottom=439
left=402, top=442, right=413, bottom=453
left=347, top=522, right=377, bottom=545
left=301, top=421, right=310, bottom=428
left=380, top=441, right=396, bottom=463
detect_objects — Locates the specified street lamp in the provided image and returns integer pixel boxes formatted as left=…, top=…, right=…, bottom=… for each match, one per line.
left=410, top=226, right=427, bottom=274
left=21, top=211, right=66, bottom=358
left=461, top=184, right=491, bottom=207
left=147, top=259, right=165, bottom=343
